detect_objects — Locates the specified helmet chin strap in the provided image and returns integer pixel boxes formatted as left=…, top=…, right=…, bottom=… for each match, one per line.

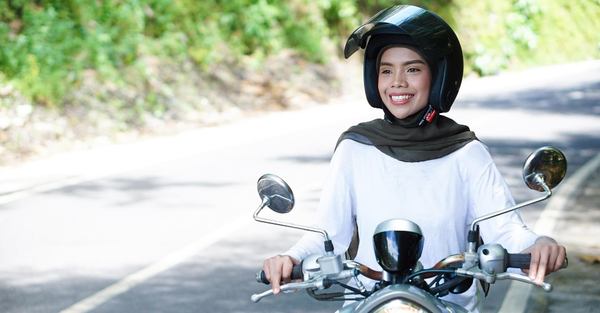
left=383, top=105, right=438, bottom=127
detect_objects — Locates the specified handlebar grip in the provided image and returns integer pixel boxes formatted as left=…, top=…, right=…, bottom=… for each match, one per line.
left=507, top=253, right=531, bottom=269
left=257, top=270, right=270, bottom=284
left=291, top=263, right=303, bottom=280
left=256, top=263, right=304, bottom=285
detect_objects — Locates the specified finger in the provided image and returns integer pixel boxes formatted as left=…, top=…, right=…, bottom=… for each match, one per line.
left=535, top=248, right=549, bottom=284
left=281, top=257, right=293, bottom=284
left=269, top=259, right=282, bottom=294
left=529, top=249, right=539, bottom=280
left=547, top=245, right=560, bottom=273
left=262, top=259, right=272, bottom=281
left=554, top=246, right=566, bottom=272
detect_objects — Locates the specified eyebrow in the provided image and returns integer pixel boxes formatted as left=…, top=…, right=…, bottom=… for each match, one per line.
left=380, top=60, right=427, bottom=67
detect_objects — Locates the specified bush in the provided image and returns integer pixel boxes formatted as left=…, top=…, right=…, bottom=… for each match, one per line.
left=0, top=0, right=355, bottom=106
left=451, top=0, right=600, bottom=75
left=0, top=0, right=598, bottom=108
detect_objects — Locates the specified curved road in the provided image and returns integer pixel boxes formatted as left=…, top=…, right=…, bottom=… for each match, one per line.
left=0, top=61, right=599, bottom=313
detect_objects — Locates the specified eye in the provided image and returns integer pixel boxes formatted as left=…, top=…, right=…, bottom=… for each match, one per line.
left=407, top=67, right=421, bottom=73
left=380, top=68, right=392, bottom=75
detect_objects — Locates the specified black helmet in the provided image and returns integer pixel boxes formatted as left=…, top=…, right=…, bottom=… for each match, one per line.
left=344, top=5, right=463, bottom=115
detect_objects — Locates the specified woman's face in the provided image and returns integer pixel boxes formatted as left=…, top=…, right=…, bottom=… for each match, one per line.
left=377, top=47, right=432, bottom=120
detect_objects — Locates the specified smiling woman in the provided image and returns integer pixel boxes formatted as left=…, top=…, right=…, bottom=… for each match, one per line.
left=261, top=5, right=568, bottom=312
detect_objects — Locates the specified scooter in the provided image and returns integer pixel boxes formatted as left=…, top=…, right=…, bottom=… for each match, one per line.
left=250, top=146, right=568, bottom=312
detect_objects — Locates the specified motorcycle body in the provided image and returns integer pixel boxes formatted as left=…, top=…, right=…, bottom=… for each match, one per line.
left=338, top=285, right=466, bottom=313
left=251, top=146, right=567, bottom=312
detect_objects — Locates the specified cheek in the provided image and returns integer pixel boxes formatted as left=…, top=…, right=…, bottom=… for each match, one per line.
left=377, top=77, right=386, bottom=96
left=414, top=76, right=431, bottom=95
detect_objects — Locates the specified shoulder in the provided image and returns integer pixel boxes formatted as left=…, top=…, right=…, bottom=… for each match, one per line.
left=450, top=141, right=497, bottom=179
left=336, top=137, right=378, bottom=155
left=453, top=140, right=493, bottom=163
left=331, top=138, right=381, bottom=169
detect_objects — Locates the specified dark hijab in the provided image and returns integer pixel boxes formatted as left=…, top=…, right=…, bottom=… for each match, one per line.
left=336, top=112, right=477, bottom=162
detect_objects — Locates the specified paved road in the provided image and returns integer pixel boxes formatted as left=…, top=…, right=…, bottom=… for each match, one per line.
left=0, top=61, right=598, bottom=313
left=525, top=155, right=600, bottom=313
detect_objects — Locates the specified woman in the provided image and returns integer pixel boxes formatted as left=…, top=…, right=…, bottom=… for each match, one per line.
left=262, top=5, right=566, bottom=311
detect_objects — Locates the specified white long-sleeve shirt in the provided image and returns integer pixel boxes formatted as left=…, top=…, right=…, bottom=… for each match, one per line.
left=284, top=139, right=538, bottom=311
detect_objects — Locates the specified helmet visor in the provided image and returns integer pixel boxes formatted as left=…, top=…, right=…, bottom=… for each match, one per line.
left=344, top=5, right=425, bottom=58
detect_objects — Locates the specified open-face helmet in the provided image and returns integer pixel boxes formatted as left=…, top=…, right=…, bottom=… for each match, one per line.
left=344, top=5, right=463, bottom=117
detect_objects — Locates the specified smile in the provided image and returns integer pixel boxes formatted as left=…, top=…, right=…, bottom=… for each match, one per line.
left=391, top=95, right=413, bottom=101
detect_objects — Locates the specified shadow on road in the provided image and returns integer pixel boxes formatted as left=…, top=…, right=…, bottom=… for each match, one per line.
left=483, top=132, right=600, bottom=202
left=39, top=176, right=240, bottom=208
left=460, top=82, right=600, bottom=115
left=78, top=227, right=342, bottom=313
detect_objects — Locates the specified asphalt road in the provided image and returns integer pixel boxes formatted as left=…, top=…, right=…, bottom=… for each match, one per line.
left=0, top=61, right=599, bottom=313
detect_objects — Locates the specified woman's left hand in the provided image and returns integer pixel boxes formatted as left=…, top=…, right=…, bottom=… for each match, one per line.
left=521, top=236, right=567, bottom=284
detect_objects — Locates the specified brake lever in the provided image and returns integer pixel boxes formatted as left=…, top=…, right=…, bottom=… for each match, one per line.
left=456, top=268, right=552, bottom=292
left=251, top=269, right=360, bottom=303
left=250, top=280, right=325, bottom=303
left=496, top=272, right=552, bottom=292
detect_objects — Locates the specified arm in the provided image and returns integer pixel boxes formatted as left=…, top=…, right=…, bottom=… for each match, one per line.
left=262, top=141, right=357, bottom=293
left=466, top=145, right=566, bottom=282
left=468, top=154, right=538, bottom=254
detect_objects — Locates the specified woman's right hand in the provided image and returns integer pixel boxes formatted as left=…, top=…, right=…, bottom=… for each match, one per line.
left=262, top=255, right=300, bottom=294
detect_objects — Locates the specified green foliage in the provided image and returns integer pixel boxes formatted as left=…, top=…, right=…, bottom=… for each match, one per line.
left=0, top=0, right=598, bottom=108
left=357, top=0, right=453, bottom=15
left=529, top=0, right=600, bottom=66
left=452, top=0, right=600, bottom=75
left=0, top=0, right=357, bottom=106
left=0, top=3, right=82, bottom=105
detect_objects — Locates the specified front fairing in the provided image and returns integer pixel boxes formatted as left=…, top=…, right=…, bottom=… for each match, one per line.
left=336, top=285, right=467, bottom=313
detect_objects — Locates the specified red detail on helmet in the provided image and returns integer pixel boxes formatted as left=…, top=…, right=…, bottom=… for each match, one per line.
left=425, top=109, right=437, bottom=123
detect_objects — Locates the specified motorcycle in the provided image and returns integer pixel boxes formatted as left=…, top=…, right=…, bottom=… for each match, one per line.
left=250, top=146, right=568, bottom=312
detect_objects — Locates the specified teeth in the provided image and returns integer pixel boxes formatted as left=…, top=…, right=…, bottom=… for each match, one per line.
left=391, top=95, right=412, bottom=101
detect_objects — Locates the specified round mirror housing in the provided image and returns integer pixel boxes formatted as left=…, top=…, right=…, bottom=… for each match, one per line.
left=257, top=174, right=295, bottom=213
left=523, top=146, right=567, bottom=192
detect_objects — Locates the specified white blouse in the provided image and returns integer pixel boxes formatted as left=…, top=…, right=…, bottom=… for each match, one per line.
left=284, top=139, right=538, bottom=311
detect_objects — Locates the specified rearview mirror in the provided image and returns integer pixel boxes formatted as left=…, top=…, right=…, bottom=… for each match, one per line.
left=257, top=174, right=295, bottom=213
left=523, top=146, right=567, bottom=192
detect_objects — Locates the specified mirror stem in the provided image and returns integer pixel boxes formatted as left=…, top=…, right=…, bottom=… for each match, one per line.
left=253, top=196, right=332, bottom=242
left=470, top=174, right=552, bottom=232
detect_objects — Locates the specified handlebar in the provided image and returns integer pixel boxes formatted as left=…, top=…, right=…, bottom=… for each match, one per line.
left=506, top=252, right=568, bottom=270
left=252, top=249, right=566, bottom=304
left=506, top=253, right=531, bottom=269
left=256, top=262, right=304, bottom=284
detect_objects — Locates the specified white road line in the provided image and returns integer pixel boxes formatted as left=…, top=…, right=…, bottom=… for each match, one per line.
left=498, top=152, right=600, bottom=313
left=59, top=216, right=251, bottom=313
left=59, top=182, right=318, bottom=313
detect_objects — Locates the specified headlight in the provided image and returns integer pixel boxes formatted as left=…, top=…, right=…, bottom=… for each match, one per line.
left=373, top=219, right=424, bottom=276
left=372, top=299, right=431, bottom=313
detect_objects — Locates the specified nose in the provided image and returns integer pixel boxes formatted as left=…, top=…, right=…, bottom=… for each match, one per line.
left=392, top=71, right=408, bottom=87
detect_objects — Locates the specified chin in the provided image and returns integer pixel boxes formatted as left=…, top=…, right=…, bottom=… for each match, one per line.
left=390, top=110, right=411, bottom=120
